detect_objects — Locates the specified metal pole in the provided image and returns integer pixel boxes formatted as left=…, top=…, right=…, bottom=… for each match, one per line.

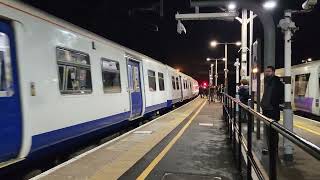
left=215, top=59, right=218, bottom=86
left=224, top=44, right=228, bottom=94
left=249, top=11, right=254, bottom=95
left=235, top=58, right=240, bottom=112
left=241, top=9, right=248, bottom=78
left=210, top=64, right=214, bottom=86
left=209, top=69, right=211, bottom=85
left=279, top=11, right=295, bottom=161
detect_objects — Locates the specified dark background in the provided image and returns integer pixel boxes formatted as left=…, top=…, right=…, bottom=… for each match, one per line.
left=21, top=0, right=320, bottom=90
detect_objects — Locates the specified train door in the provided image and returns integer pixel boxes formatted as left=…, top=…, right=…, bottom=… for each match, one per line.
left=0, top=21, right=22, bottom=162
left=179, top=76, right=183, bottom=101
left=127, top=59, right=143, bottom=118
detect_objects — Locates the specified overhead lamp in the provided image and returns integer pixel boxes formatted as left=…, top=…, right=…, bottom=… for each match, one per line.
left=210, top=41, right=218, bottom=47
left=263, top=1, right=277, bottom=10
left=235, top=41, right=241, bottom=46
left=228, top=2, right=236, bottom=11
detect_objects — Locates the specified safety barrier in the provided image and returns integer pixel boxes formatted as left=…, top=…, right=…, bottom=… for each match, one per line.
left=223, top=93, right=320, bottom=180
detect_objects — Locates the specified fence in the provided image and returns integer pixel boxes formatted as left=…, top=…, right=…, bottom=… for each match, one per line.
left=222, top=93, right=320, bottom=180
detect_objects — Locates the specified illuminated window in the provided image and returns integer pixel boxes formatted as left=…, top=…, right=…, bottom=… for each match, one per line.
left=158, top=72, right=165, bottom=91
left=148, top=70, right=156, bottom=91
left=172, top=76, right=176, bottom=90
left=56, top=47, right=92, bottom=94
left=0, top=33, right=13, bottom=97
left=101, top=58, right=121, bottom=93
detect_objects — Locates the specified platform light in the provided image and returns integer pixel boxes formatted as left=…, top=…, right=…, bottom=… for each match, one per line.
left=211, top=64, right=214, bottom=67
left=228, top=2, right=236, bottom=11
left=307, top=58, right=312, bottom=62
left=263, top=1, right=277, bottom=10
left=210, top=41, right=218, bottom=47
left=252, top=67, right=259, bottom=73
left=206, top=58, right=211, bottom=61
left=235, top=41, right=241, bottom=46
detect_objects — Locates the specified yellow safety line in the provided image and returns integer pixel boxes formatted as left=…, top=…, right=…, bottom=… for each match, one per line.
left=295, top=124, right=320, bottom=136
left=280, top=118, right=320, bottom=136
left=136, top=100, right=207, bottom=180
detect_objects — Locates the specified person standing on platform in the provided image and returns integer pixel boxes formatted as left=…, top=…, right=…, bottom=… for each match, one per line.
left=238, top=79, right=249, bottom=121
left=239, top=79, right=249, bottom=105
left=261, top=66, right=284, bottom=155
left=199, top=86, right=204, bottom=98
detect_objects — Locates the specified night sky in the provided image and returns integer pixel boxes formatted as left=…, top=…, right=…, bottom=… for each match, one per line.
left=21, top=0, right=320, bottom=93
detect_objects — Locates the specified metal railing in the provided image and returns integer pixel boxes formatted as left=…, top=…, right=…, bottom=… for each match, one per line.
left=222, top=93, right=320, bottom=180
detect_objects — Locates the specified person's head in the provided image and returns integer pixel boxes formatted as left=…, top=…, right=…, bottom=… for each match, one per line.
left=240, top=79, right=249, bottom=86
left=264, top=66, right=275, bottom=78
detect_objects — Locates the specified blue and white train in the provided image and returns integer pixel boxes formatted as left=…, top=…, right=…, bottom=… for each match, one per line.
left=275, top=61, right=320, bottom=116
left=0, top=0, right=199, bottom=167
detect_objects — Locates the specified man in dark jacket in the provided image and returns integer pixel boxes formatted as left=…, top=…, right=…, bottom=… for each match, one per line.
left=238, top=79, right=249, bottom=105
left=261, top=66, right=284, bottom=155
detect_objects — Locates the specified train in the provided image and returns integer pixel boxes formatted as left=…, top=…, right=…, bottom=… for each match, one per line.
left=0, top=0, right=199, bottom=167
left=259, top=61, right=320, bottom=116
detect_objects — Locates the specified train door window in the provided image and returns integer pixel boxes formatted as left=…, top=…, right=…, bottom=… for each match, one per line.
left=101, top=58, right=121, bottom=93
left=294, top=73, right=310, bottom=97
left=176, top=77, right=180, bottom=90
left=56, top=47, right=92, bottom=95
left=148, top=70, right=156, bottom=91
left=172, top=76, right=176, bottom=90
left=0, top=33, right=13, bottom=97
left=158, top=72, right=165, bottom=91
left=132, top=66, right=140, bottom=91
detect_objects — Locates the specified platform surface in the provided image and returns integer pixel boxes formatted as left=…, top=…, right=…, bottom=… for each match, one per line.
left=121, top=100, right=239, bottom=180
left=32, top=98, right=240, bottom=180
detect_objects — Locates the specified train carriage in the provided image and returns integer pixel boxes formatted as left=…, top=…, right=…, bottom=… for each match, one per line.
left=0, top=0, right=198, bottom=167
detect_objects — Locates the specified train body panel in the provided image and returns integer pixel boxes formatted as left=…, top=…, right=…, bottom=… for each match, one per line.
left=142, top=58, right=168, bottom=113
left=0, top=0, right=198, bottom=166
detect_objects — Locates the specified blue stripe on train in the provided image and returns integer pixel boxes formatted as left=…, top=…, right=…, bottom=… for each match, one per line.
left=145, top=102, right=167, bottom=113
left=30, top=101, right=171, bottom=154
left=166, top=100, right=173, bottom=107
left=30, top=111, right=131, bottom=153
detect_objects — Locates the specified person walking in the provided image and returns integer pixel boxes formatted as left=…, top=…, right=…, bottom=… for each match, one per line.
left=261, top=66, right=284, bottom=156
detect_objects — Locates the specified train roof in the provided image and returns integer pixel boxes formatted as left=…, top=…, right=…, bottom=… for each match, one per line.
left=0, top=0, right=194, bottom=80
left=277, top=60, right=320, bottom=71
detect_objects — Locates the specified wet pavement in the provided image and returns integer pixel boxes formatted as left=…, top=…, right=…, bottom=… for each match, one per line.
left=121, top=101, right=240, bottom=180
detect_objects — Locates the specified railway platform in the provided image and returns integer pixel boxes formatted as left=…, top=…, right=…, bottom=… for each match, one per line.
left=31, top=97, right=240, bottom=180
left=30, top=95, right=320, bottom=180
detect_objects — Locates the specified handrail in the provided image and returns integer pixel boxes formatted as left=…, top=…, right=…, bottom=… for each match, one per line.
left=224, top=93, right=320, bottom=160
left=222, top=93, right=320, bottom=180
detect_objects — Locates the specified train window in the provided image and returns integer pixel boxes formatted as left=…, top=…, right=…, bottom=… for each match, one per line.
left=172, top=76, right=176, bottom=90
left=148, top=70, right=156, bottom=91
left=56, top=47, right=92, bottom=95
left=101, top=58, right=121, bottom=93
left=294, top=73, right=310, bottom=97
left=158, top=72, right=165, bottom=91
left=0, top=33, right=13, bottom=97
left=176, top=77, right=180, bottom=90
